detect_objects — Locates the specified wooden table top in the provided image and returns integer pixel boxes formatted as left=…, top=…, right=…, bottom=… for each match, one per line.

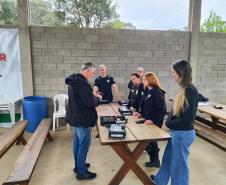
left=198, top=102, right=226, bottom=122
left=96, top=103, right=171, bottom=145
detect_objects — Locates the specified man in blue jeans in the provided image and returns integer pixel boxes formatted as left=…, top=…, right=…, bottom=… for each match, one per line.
left=65, top=62, right=102, bottom=180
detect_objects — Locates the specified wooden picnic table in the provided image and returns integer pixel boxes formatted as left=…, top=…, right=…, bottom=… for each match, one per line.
left=197, top=102, right=226, bottom=132
left=195, top=102, right=226, bottom=151
left=197, top=102, right=226, bottom=123
left=96, top=103, right=171, bottom=185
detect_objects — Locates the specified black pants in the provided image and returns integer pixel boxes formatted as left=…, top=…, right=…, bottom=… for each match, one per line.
left=146, top=141, right=160, bottom=161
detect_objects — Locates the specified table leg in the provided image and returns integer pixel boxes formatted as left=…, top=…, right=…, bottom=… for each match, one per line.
left=109, top=141, right=155, bottom=185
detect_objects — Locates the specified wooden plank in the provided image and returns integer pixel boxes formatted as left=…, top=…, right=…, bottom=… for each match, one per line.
left=96, top=104, right=137, bottom=145
left=96, top=103, right=170, bottom=144
left=195, top=121, right=226, bottom=151
left=110, top=103, right=170, bottom=141
left=198, top=103, right=226, bottom=122
left=196, top=116, right=226, bottom=134
left=0, top=121, right=27, bottom=158
left=3, top=118, right=52, bottom=185
left=127, top=116, right=171, bottom=142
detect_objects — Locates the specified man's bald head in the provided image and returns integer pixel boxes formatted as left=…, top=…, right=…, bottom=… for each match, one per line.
left=137, top=67, right=145, bottom=77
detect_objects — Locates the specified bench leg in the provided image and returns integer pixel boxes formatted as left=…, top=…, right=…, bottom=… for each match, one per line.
left=16, top=135, right=27, bottom=145
left=47, top=132, right=53, bottom=141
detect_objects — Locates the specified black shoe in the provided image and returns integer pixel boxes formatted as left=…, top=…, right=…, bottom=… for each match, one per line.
left=145, top=159, right=160, bottom=168
left=150, top=175, right=156, bottom=184
left=74, top=163, right=90, bottom=173
left=76, top=171, right=97, bottom=180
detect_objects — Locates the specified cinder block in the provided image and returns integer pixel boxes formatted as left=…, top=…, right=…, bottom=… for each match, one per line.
left=57, top=64, right=72, bottom=70
left=132, top=57, right=145, bottom=64
left=32, top=41, right=47, bottom=48
left=30, top=32, right=41, bottom=41
left=119, top=57, right=133, bottom=64
left=48, top=56, right=64, bottom=63
left=140, top=51, right=152, bottom=57
left=32, top=48, right=42, bottom=56
left=57, top=49, right=72, bottom=56
left=98, top=35, right=113, bottom=42
left=41, top=33, right=56, bottom=41
left=63, top=41, right=77, bottom=48
left=42, top=48, right=57, bottom=56
left=127, top=51, right=139, bottom=57
left=32, top=56, right=48, bottom=63
left=152, top=64, right=165, bottom=70
left=113, top=50, right=127, bottom=57
left=48, top=41, right=62, bottom=48
left=153, top=51, right=166, bottom=57
left=71, top=49, right=86, bottom=56
left=78, top=57, right=92, bottom=63
left=85, top=50, right=100, bottom=56
left=43, top=91, right=59, bottom=98
left=64, top=56, right=78, bottom=63
left=34, top=77, right=43, bottom=84
left=158, top=71, right=170, bottom=77
left=85, top=35, right=99, bottom=42
left=41, top=64, right=56, bottom=70
left=100, top=50, right=114, bottom=56
left=77, top=42, right=91, bottom=49
left=105, top=57, right=119, bottom=63
left=34, top=70, right=50, bottom=77
left=51, top=85, right=65, bottom=91
left=49, top=71, right=65, bottom=77
left=42, top=78, right=58, bottom=85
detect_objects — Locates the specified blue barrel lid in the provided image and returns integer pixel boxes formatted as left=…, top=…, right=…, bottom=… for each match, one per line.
left=24, top=96, right=46, bottom=101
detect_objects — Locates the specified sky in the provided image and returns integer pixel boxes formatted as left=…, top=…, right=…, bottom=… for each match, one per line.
left=114, top=0, right=226, bottom=30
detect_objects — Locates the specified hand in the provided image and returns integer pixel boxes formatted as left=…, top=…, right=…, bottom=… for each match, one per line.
left=96, top=94, right=102, bottom=100
left=144, top=120, right=154, bottom=125
left=133, top=112, right=142, bottom=118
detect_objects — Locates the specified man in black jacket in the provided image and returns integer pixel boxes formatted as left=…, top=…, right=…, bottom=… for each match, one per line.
left=65, top=62, right=101, bottom=180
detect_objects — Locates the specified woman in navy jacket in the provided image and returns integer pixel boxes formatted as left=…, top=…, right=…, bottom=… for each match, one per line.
left=134, top=72, right=167, bottom=168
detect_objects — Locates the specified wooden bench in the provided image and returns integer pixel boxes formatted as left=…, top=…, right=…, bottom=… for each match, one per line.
left=0, top=121, right=27, bottom=158
left=195, top=121, right=226, bottom=152
left=3, top=118, right=53, bottom=185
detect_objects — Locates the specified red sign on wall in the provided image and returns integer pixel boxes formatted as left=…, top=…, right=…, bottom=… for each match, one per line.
left=0, top=53, right=6, bottom=62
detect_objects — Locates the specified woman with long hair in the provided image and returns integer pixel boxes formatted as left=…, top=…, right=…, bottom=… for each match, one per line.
left=151, top=60, right=199, bottom=185
left=134, top=72, right=167, bottom=168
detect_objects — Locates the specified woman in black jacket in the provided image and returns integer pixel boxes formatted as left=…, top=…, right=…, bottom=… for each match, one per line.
left=134, top=72, right=166, bottom=168
left=151, top=60, right=198, bottom=185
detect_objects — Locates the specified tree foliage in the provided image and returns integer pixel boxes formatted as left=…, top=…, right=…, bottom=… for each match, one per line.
left=201, top=11, right=226, bottom=32
left=55, top=0, right=118, bottom=28
left=103, top=19, right=136, bottom=29
left=0, top=0, right=17, bottom=25
left=30, top=0, right=64, bottom=26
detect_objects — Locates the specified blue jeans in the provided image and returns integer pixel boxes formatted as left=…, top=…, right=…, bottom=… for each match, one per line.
left=155, top=130, right=196, bottom=185
left=73, top=127, right=91, bottom=174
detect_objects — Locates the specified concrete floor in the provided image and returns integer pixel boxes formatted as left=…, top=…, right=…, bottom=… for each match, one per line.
left=0, top=126, right=226, bottom=185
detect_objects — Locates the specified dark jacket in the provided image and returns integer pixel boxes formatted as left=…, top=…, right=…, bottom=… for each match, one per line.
left=139, top=87, right=167, bottom=128
left=166, top=83, right=199, bottom=131
left=127, top=83, right=145, bottom=110
left=65, top=73, right=98, bottom=128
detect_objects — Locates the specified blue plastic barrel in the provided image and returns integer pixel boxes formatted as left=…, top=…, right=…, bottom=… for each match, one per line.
left=23, top=96, right=48, bottom=133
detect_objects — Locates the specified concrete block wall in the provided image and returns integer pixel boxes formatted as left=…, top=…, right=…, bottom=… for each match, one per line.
left=196, top=33, right=226, bottom=104
left=30, top=26, right=190, bottom=107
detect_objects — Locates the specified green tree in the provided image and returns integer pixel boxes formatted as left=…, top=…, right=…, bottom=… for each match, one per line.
left=0, top=0, right=17, bottom=25
left=201, top=11, right=226, bottom=32
left=30, top=0, right=64, bottom=26
left=55, top=0, right=118, bottom=28
left=103, top=19, right=136, bottom=29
